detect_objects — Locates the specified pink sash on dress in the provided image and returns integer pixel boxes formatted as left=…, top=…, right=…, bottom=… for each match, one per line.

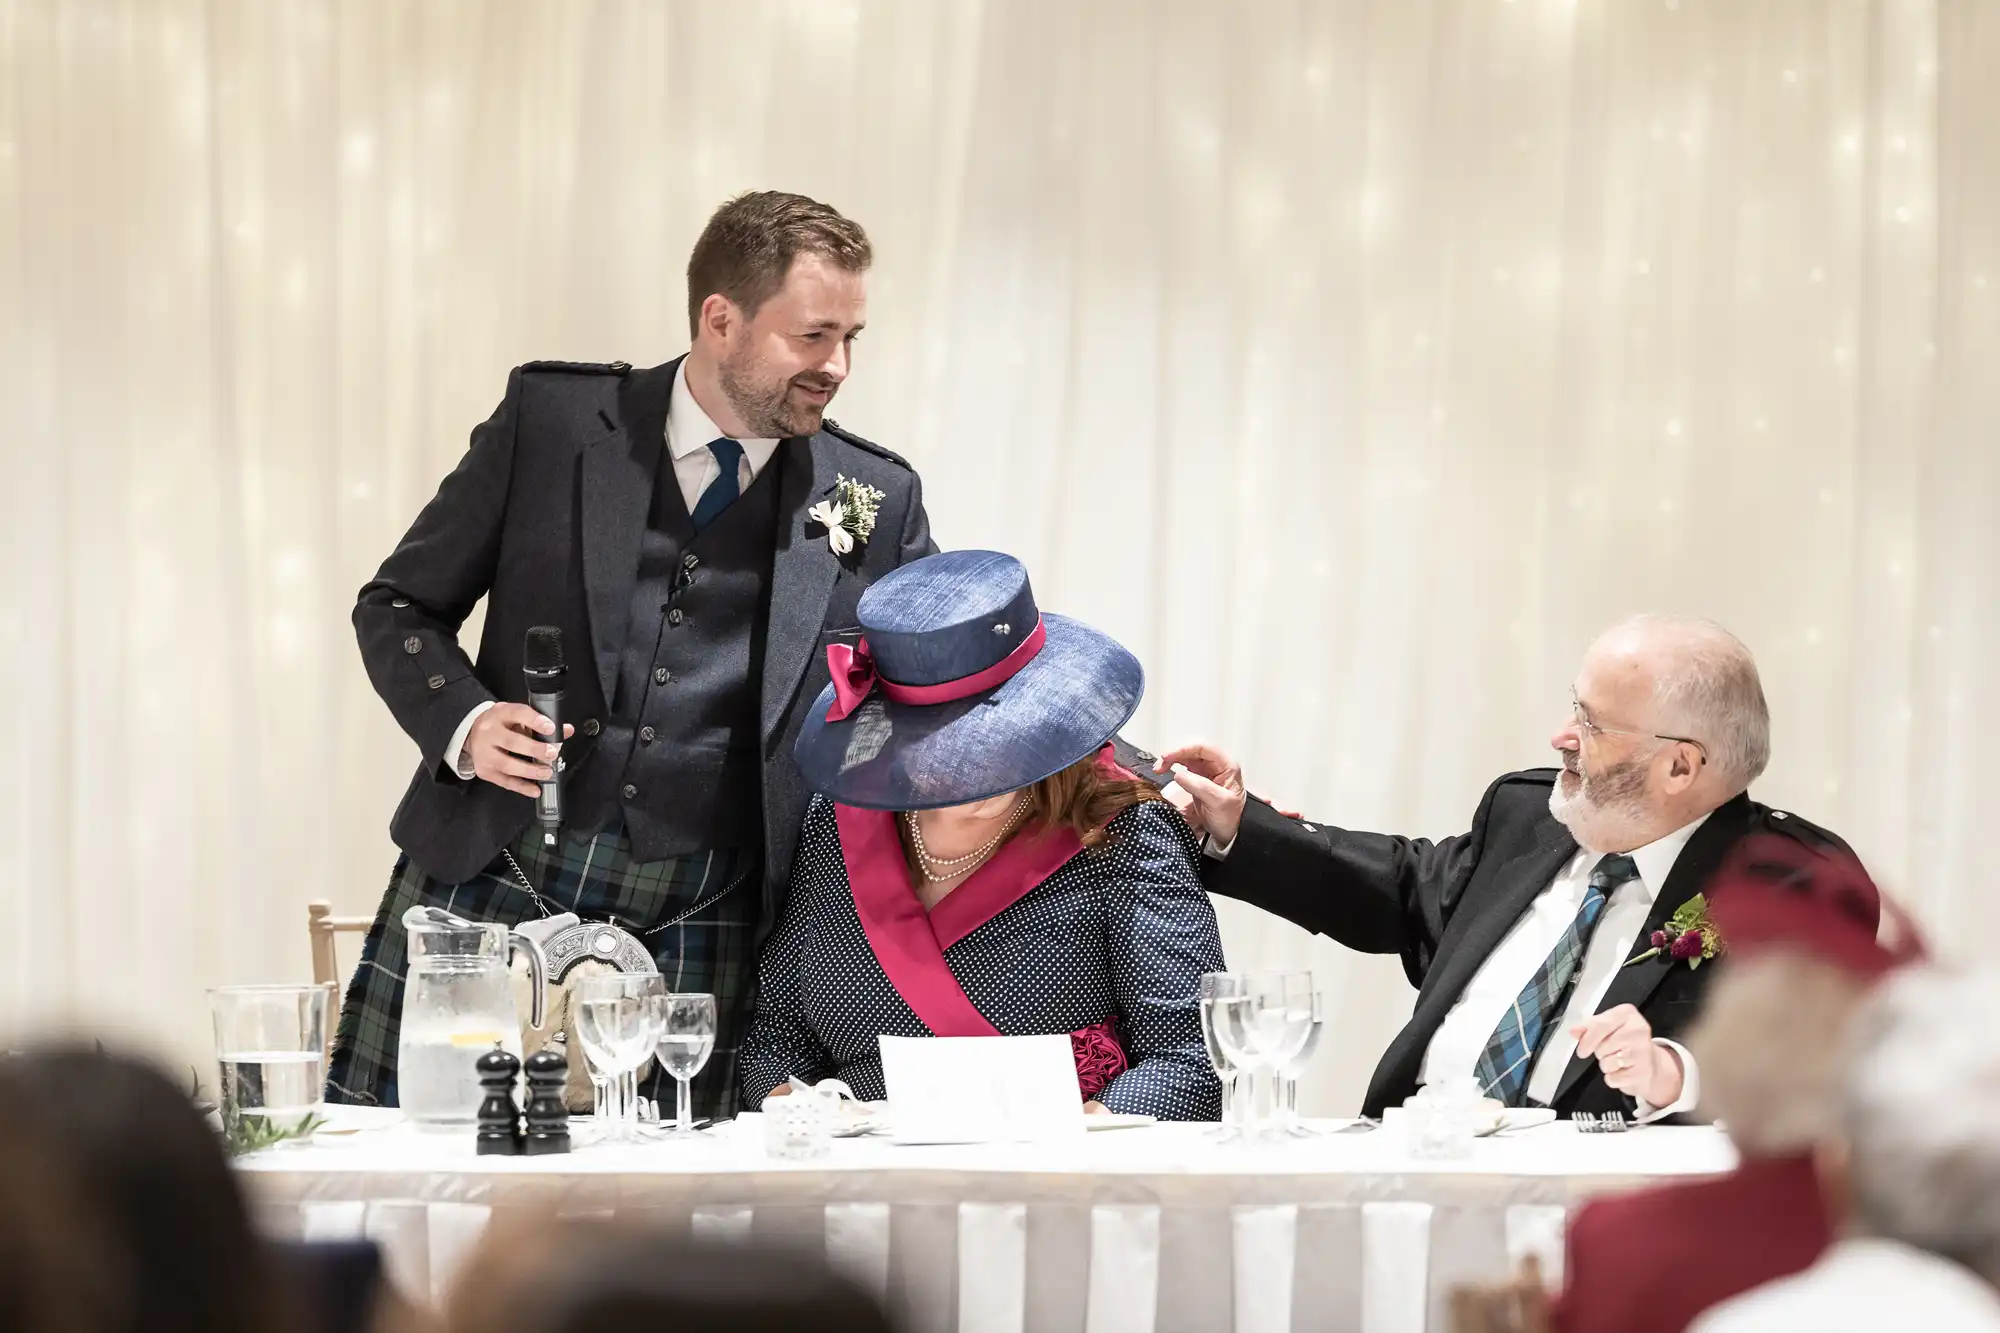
left=835, top=801, right=1079, bottom=1037
left=834, top=749, right=1144, bottom=1094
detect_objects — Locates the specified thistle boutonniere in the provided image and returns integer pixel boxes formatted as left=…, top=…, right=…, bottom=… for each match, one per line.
left=1624, top=893, right=1724, bottom=970
left=806, top=474, right=885, bottom=556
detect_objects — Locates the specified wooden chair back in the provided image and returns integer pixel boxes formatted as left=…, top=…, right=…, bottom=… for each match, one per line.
left=308, top=900, right=372, bottom=988
left=1448, top=1257, right=1553, bottom=1333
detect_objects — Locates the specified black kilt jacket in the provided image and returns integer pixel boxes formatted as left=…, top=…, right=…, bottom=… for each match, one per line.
left=1202, top=769, right=1869, bottom=1118
left=353, top=356, right=935, bottom=937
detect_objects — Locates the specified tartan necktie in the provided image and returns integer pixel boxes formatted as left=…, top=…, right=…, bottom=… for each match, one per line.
left=689, top=437, right=745, bottom=532
left=1473, top=852, right=1641, bottom=1106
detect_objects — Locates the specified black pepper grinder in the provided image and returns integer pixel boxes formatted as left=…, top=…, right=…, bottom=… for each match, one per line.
left=522, top=1048, right=572, bottom=1155
left=474, top=1046, right=522, bottom=1156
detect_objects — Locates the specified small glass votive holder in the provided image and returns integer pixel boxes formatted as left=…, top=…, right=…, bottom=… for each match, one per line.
left=763, top=1092, right=835, bottom=1160
left=1402, top=1080, right=1478, bottom=1161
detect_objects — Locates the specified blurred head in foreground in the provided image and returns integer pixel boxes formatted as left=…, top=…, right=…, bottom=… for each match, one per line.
left=0, top=1045, right=289, bottom=1333
left=1834, top=965, right=2000, bottom=1285
left=1686, top=837, right=1915, bottom=1154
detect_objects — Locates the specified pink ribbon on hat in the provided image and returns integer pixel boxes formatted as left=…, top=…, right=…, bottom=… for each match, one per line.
left=824, top=618, right=1049, bottom=723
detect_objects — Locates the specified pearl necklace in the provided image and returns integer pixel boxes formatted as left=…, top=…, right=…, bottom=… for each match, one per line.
left=902, top=798, right=1028, bottom=884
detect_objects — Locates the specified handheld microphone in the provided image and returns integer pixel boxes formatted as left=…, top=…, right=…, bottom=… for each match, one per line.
left=523, top=626, right=566, bottom=847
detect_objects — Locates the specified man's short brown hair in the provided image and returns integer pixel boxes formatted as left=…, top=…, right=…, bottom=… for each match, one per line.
left=685, top=191, right=871, bottom=337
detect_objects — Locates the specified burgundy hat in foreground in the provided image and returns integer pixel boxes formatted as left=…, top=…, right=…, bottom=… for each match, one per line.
left=1707, top=835, right=1925, bottom=980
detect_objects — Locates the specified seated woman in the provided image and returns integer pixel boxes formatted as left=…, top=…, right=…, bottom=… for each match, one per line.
left=740, top=550, right=1225, bottom=1119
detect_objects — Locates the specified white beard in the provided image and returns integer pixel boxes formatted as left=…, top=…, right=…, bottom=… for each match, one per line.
left=1548, top=772, right=1598, bottom=847
left=1549, top=759, right=1651, bottom=853
left=1548, top=765, right=1581, bottom=820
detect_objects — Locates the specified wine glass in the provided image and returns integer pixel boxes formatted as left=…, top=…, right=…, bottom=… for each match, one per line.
left=1200, top=972, right=1249, bottom=1140
left=653, top=992, right=717, bottom=1136
left=587, top=1066, right=613, bottom=1128
left=1211, top=991, right=1271, bottom=1133
left=573, top=973, right=665, bottom=1143
left=1264, top=972, right=1319, bottom=1136
left=1216, top=971, right=1316, bottom=1140
left=1249, top=972, right=1317, bottom=1132
left=1275, top=989, right=1326, bottom=1136
left=570, top=1009, right=622, bottom=1139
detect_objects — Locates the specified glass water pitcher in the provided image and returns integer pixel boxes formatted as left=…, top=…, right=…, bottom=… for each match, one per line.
left=396, top=907, right=548, bottom=1128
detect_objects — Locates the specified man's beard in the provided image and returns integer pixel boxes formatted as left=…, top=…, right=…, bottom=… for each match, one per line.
left=1548, top=747, right=1654, bottom=851
left=718, top=348, right=839, bottom=438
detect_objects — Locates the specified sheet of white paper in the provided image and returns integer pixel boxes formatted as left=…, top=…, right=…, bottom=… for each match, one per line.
left=878, top=1034, right=1085, bottom=1144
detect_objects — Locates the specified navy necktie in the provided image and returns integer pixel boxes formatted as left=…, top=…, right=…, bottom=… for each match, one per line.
left=689, top=438, right=745, bottom=532
left=1473, top=853, right=1641, bottom=1106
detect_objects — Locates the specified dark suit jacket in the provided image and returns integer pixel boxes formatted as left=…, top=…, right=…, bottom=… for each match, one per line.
left=1201, top=769, right=1864, bottom=1117
left=1554, top=1153, right=1832, bottom=1333
left=354, top=357, right=935, bottom=934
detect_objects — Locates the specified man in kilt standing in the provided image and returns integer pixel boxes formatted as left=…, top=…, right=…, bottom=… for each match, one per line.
left=329, top=192, right=935, bottom=1119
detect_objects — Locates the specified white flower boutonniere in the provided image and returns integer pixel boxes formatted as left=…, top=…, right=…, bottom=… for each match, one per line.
left=808, top=475, right=886, bottom=556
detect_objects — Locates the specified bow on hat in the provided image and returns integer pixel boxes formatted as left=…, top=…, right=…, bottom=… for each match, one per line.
left=822, top=620, right=1050, bottom=724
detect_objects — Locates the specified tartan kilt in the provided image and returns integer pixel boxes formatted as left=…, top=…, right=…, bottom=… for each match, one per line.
left=326, top=819, right=759, bottom=1121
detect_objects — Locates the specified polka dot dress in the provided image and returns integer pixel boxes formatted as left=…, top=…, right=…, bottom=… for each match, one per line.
left=740, top=797, right=1226, bottom=1120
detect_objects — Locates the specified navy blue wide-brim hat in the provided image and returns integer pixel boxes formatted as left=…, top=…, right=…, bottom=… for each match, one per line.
left=792, top=550, right=1145, bottom=811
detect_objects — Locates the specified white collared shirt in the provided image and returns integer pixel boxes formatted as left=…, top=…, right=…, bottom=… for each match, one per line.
left=1417, top=811, right=1711, bottom=1115
left=662, top=357, right=781, bottom=514
left=447, top=358, right=779, bottom=776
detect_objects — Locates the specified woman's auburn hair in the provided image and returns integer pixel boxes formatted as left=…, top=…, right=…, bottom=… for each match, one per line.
left=896, top=752, right=1166, bottom=879
left=1019, top=751, right=1167, bottom=848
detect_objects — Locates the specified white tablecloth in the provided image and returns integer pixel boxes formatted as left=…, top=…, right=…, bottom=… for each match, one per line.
left=239, top=1109, right=1735, bottom=1333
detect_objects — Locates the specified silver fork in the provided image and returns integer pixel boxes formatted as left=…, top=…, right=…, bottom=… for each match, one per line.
left=1573, top=1110, right=1629, bottom=1133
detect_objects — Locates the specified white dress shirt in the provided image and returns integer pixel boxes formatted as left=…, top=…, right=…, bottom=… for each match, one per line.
left=446, top=360, right=779, bottom=778
left=1417, top=812, right=1709, bottom=1116
left=1692, top=1238, right=2000, bottom=1333
left=660, top=359, right=782, bottom=515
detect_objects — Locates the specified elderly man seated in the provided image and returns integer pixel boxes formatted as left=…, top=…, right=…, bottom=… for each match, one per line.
left=1692, top=965, right=2000, bottom=1332
left=1163, top=614, right=1869, bottom=1119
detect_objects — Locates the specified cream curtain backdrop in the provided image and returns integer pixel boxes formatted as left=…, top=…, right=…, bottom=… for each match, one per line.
left=2, top=0, right=1996, bottom=1113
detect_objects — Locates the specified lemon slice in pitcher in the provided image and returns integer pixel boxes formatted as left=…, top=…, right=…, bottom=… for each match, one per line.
left=448, top=1030, right=510, bottom=1049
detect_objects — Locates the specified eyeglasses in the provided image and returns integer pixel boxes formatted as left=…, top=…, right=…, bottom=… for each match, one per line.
left=1570, top=690, right=1708, bottom=764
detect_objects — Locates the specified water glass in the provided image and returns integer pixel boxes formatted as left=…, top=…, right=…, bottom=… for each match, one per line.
left=208, top=984, right=331, bottom=1135
left=654, top=992, right=717, bottom=1136
left=573, top=973, right=665, bottom=1143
